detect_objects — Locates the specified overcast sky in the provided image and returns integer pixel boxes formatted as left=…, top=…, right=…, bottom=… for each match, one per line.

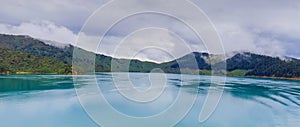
left=0, top=0, right=299, bottom=62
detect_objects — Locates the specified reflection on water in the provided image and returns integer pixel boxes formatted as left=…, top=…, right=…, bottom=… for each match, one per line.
left=177, top=76, right=300, bottom=127
left=0, top=75, right=74, bottom=92
left=0, top=73, right=299, bottom=127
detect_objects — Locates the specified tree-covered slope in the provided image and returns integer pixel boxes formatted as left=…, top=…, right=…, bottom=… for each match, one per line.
left=224, top=52, right=300, bottom=78
left=160, top=52, right=210, bottom=69
left=0, top=34, right=73, bottom=64
left=0, top=34, right=159, bottom=73
left=0, top=34, right=299, bottom=78
left=0, top=49, right=71, bottom=74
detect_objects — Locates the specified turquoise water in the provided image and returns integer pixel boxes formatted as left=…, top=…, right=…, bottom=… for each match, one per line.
left=0, top=73, right=299, bottom=127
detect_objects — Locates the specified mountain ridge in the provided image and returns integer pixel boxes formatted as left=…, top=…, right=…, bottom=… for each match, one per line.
left=2, top=33, right=299, bottom=63
left=0, top=34, right=299, bottom=78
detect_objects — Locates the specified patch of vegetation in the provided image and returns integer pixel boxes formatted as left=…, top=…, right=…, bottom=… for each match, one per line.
left=227, top=70, right=249, bottom=77
left=0, top=49, right=71, bottom=74
left=223, top=52, right=300, bottom=78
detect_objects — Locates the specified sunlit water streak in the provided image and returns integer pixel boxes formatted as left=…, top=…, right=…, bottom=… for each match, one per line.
left=0, top=73, right=299, bottom=127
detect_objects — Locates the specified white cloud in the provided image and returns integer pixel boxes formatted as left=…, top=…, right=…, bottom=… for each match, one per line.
left=99, top=28, right=192, bottom=63
left=0, top=20, right=77, bottom=44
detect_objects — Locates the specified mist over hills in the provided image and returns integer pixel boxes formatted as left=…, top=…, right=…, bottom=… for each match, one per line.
left=0, top=34, right=299, bottom=78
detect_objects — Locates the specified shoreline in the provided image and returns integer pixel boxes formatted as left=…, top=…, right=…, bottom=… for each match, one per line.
left=0, top=71, right=73, bottom=75
left=245, top=76, right=300, bottom=81
left=1, top=71, right=299, bottom=81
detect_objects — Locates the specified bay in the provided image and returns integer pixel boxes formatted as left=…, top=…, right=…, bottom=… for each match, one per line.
left=0, top=73, right=299, bottom=127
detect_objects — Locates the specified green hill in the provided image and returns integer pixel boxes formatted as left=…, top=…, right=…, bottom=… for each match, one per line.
left=0, top=49, right=71, bottom=74
left=222, top=52, right=300, bottom=78
left=0, top=34, right=299, bottom=78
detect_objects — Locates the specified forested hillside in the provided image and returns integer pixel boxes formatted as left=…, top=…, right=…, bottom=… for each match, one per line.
left=0, top=49, right=71, bottom=74
left=223, top=52, right=300, bottom=78
left=0, top=34, right=299, bottom=78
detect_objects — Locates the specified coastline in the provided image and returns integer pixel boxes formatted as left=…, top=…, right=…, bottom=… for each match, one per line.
left=1, top=71, right=299, bottom=81
left=0, top=71, right=74, bottom=75
left=245, top=76, right=300, bottom=81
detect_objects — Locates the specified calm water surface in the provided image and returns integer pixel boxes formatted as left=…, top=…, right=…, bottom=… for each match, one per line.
left=0, top=73, right=299, bottom=127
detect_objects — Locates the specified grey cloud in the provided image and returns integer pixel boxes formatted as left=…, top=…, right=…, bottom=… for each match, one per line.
left=0, top=0, right=108, bottom=32
left=193, top=0, right=300, bottom=57
left=0, top=0, right=299, bottom=62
